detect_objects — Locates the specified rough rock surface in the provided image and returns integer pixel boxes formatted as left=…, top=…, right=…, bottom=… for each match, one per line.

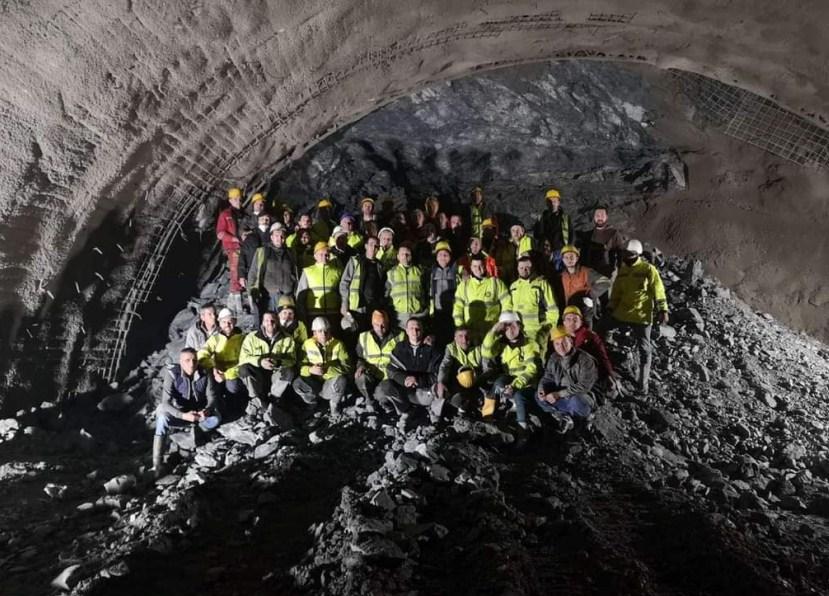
left=1, top=255, right=828, bottom=595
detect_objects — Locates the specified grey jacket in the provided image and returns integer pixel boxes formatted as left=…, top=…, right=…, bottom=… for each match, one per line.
left=185, top=322, right=219, bottom=351
left=537, top=348, right=598, bottom=407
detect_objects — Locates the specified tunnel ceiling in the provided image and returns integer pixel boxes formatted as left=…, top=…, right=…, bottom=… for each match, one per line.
left=1, top=0, right=828, bottom=326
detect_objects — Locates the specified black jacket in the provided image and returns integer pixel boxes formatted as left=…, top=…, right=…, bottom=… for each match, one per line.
left=387, top=341, right=441, bottom=388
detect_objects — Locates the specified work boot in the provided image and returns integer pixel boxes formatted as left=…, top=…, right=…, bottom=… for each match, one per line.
left=152, top=435, right=164, bottom=478
left=192, top=424, right=207, bottom=448
left=551, top=413, right=574, bottom=435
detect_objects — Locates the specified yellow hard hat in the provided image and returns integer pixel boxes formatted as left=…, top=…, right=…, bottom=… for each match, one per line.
left=563, top=305, right=583, bottom=318
left=456, top=367, right=476, bottom=389
left=550, top=325, right=570, bottom=341
left=318, top=198, right=333, bottom=209
left=313, top=241, right=329, bottom=254
left=433, top=241, right=452, bottom=255
left=545, top=188, right=561, bottom=200
left=560, top=244, right=580, bottom=256
left=228, top=187, right=242, bottom=200
left=251, top=193, right=265, bottom=204
left=277, top=295, right=296, bottom=311
left=481, top=218, right=496, bottom=229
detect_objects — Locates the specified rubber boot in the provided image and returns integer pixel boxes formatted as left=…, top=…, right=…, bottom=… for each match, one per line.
left=152, top=435, right=164, bottom=478
left=481, top=395, right=497, bottom=418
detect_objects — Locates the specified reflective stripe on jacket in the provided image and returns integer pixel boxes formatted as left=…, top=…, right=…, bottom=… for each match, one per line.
left=609, top=257, right=668, bottom=325
left=386, top=264, right=426, bottom=315
left=560, top=266, right=610, bottom=303
left=509, top=276, right=558, bottom=335
left=452, top=276, right=512, bottom=338
left=197, top=329, right=245, bottom=380
left=481, top=330, right=541, bottom=390
left=437, top=342, right=483, bottom=385
left=297, top=262, right=343, bottom=316
left=356, top=330, right=404, bottom=380
left=300, top=337, right=351, bottom=379
left=238, top=330, right=296, bottom=370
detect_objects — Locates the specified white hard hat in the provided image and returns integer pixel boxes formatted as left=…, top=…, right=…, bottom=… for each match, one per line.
left=625, top=239, right=643, bottom=255
left=269, top=222, right=285, bottom=234
left=311, top=316, right=331, bottom=332
left=331, top=225, right=346, bottom=238
left=218, top=308, right=235, bottom=321
left=498, top=311, right=521, bottom=325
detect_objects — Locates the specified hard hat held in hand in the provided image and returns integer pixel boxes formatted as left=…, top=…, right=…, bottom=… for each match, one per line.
left=456, top=367, right=476, bottom=388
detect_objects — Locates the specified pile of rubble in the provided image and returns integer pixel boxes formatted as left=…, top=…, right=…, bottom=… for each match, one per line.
left=1, top=255, right=828, bottom=595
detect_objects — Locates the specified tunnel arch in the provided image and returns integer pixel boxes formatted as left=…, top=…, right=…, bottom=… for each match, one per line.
left=1, top=1, right=828, bottom=404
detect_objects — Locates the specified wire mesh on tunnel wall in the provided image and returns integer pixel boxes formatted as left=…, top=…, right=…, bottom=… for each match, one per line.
left=671, top=69, right=829, bottom=169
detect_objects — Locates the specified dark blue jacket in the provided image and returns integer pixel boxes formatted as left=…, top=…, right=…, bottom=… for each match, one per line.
left=160, top=365, right=218, bottom=419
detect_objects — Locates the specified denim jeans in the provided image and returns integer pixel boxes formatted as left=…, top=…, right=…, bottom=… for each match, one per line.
left=154, top=407, right=221, bottom=437
left=514, top=392, right=592, bottom=424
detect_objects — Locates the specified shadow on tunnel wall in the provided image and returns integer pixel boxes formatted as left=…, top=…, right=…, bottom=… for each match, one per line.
left=0, top=209, right=204, bottom=416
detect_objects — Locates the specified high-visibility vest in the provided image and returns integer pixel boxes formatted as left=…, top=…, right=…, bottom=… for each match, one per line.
left=197, top=330, right=244, bottom=380
left=387, top=264, right=425, bottom=315
left=300, top=337, right=351, bottom=379
left=470, top=204, right=483, bottom=239
left=302, top=262, right=342, bottom=316
left=377, top=245, right=398, bottom=271
left=481, top=331, right=541, bottom=390
left=344, top=257, right=384, bottom=311
left=358, top=330, right=404, bottom=380
left=509, top=276, right=558, bottom=335
left=453, top=276, right=512, bottom=339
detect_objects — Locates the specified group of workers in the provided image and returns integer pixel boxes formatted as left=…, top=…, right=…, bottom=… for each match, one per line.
left=153, top=186, right=668, bottom=474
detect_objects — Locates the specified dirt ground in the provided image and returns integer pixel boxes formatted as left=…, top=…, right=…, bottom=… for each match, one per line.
left=624, top=67, right=829, bottom=342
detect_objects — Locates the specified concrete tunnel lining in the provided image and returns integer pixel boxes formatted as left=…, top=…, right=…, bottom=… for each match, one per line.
left=1, top=1, right=829, bottom=397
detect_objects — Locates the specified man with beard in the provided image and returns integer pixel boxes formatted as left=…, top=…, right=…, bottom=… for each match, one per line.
left=577, top=205, right=626, bottom=277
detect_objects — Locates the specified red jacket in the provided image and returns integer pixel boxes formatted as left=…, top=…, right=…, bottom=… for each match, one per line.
left=216, top=207, right=242, bottom=251
left=573, top=326, right=614, bottom=379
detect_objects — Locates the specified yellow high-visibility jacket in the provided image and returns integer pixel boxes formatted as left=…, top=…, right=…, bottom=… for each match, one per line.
left=238, top=330, right=296, bottom=370
left=299, top=337, right=351, bottom=379
left=197, top=329, right=245, bottom=380
left=481, top=330, right=541, bottom=390
left=453, top=275, right=512, bottom=340
left=609, top=257, right=668, bottom=325
left=509, top=276, right=558, bottom=336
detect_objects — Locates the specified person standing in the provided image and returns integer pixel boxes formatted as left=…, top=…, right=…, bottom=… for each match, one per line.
left=601, top=239, right=668, bottom=394
left=216, top=187, right=245, bottom=313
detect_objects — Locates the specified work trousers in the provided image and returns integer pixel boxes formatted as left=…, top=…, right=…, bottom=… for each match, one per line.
left=237, top=363, right=295, bottom=400
left=292, top=375, right=347, bottom=413
left=600, top=316, right=653, bottom=391
left=377, top=380, right=436, bottom=415
left=225, top=249, right=242, bottom=294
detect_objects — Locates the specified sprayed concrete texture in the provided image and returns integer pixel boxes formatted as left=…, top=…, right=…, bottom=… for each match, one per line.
left=2, top=0, right=829, bottom=329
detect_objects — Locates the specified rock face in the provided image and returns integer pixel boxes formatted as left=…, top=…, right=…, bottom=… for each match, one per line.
left=275, top=61, right=682, bottom=228
left=1, top=253, right=828, bottom=595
